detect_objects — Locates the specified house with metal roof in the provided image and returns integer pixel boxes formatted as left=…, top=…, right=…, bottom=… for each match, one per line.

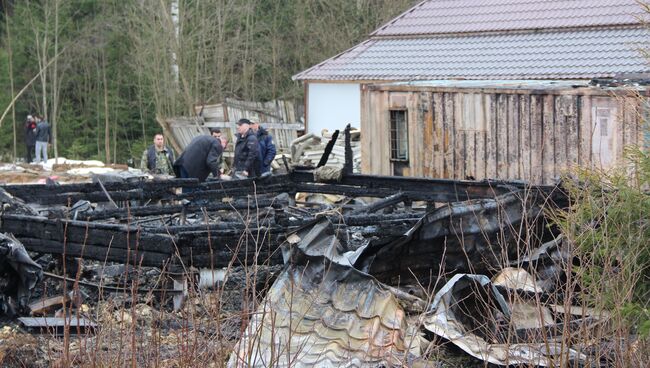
left=293, top=0, right=650, bottom=183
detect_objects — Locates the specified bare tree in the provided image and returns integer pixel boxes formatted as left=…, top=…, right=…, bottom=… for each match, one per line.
left=4, top=0, right=17, bottom=161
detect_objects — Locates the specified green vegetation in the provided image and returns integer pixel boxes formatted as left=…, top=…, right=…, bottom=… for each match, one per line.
left=0, top=0, right=417, bottom=163
left=555, top=147, right=650, bottom=337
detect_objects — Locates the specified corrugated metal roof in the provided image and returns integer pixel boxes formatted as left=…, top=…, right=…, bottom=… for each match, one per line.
left=372, top=0, right=646, bottom=36
left=293, top=27, right=650, bottom=81
left=228, top=219, right=422, bottom=367
left=228, top=264, right=418, bottom=367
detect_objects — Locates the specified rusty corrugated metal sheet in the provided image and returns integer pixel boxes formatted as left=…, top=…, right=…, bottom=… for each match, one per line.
left=372, top=0, right=645, bottom=36
left=293, top=26, right=649, bottom=81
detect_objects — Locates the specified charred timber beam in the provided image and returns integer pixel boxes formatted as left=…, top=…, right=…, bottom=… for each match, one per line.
left=292, top=182, right=473, bottom=202
left=344, top=124, right=353, bottom=175
left=341, top=212, right=423, bottom=226
left=18, top=238, right=173, bottom=267
left=1, top=214, right=175, bottom=253
left=2, top=178, right=198, bottom=197
left=289, top=173, right=567, bottom=203
left=291, top=172, right=517, bottom=199
left=176, top=184, right=290, bottom=201
left=83, top=199, right=288, bottom=221
left=317, top=129, right=339, bottom=167
left=199, top=174, right=291, bottom=190
left=176, top=231, right=285, bottom=267
left=162, top=211, right=423, bottom=238
left=22, top=184, right=290, bottom=205
left=25, top=189, right=148, bottom=205
left=158, top=222, right=283, bottom=235
left=347, top=192, right=407, bottom=215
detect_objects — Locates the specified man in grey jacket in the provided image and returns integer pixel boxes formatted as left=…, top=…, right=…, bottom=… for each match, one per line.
left=34, top=116, right=51, bottom=164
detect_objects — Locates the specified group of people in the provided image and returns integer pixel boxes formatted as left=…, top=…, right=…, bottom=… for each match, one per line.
left=23, top=115, right=51, bottom=164
left=140, top=118, right=276, bottom=182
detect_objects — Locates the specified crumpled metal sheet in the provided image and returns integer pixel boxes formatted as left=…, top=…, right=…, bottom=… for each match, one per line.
left=509, top=235, right=572, bottom=294
left=423, top=273, right=587, bottom=367
left=0, top=233, right=43, bottom=315
left=229, top=192, right=592, bottom=367
left=228, top=219, right=422, bottom=368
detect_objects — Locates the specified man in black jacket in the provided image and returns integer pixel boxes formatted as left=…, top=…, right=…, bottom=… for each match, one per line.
left=233, top=118, right=260, bottom=179
left=251, top=119, right=276, bottom=176
left=173, top=135, right=223, bottom=182
left=23, top=115, right=37, bottom=163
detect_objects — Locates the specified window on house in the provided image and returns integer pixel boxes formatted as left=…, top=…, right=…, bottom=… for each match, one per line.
left=390, top=110, right=408, bottom=161
left=596, top=108, right=610, bottom=137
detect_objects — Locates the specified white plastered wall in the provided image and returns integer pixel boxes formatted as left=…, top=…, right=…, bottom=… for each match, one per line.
left=307, top=83, right=360, bottom=135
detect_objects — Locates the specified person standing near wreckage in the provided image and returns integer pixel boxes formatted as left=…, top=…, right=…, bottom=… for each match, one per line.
left=210, top=128, right=231, bottom=175
left=173, top=134, right=223, bottom=182
left=23, top=115, right=37, bottom=163
left=233, top=118, right=260, bottom=179
left=250, top=119, right=276, bottom=177
left=140, top=133, right=175, bottom=175
left=34, top=115, right=51, bottom=164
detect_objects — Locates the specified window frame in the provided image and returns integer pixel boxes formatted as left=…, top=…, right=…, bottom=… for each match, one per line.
left=389, top=109, right=409, bottom=162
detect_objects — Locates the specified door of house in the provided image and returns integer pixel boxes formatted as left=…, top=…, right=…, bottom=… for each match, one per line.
left=591, top=99, right=617, bottom=169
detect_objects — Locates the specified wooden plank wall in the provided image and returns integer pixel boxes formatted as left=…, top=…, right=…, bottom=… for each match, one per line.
left=362, top=89, right=646, bottom=184
left=191, top=99, right=304, bottom=152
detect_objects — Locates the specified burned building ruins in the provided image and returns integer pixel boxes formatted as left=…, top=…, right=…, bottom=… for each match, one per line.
left=0, top=124, right=615, bottom=367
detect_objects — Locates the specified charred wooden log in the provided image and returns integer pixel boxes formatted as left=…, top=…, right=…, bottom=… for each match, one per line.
left=84, top=199, right=287, bottom=221
left=1, top=214, right=175, bottom=253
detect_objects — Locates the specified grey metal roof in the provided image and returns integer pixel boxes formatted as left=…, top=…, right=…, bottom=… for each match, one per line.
left=293, top=26, right=650, bottom=81
left=372, top=0, right=646, bottom=36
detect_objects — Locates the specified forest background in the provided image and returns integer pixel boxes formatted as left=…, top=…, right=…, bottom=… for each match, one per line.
left=0, top=0, right=417, bottom=164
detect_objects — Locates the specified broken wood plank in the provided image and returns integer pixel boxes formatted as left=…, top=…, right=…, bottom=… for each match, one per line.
left=19, top=317, right=97, bottom=336
left=28, top=295, right=69, bottom=316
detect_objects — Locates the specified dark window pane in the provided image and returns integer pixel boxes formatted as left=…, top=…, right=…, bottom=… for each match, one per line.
left=390, top=110, right=408, bottom=161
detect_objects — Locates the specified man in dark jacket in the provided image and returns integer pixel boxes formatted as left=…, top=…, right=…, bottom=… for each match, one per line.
left=140, top=133, right=175, bottom=175
left=23, top=115, right=37, bottom=163
left=34, top=116, right=50, bottom=164
left=251, top=120, right=276, bottom=175
left=173, top=135, right=223, bottom=182
left=233, top=118, right=260, bottom=179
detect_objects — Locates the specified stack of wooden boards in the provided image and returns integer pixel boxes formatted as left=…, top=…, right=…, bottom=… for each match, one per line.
left=285, top=128, right=361, bottom=172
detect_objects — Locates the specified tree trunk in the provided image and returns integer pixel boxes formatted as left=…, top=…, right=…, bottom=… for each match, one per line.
left=102, top=51, right=110, bottom=164
left=4, top=0, right=17, bottom=162
left=51, top=0, right=60, bottom=161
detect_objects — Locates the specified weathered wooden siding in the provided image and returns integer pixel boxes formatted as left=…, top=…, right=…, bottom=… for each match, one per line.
left=361, top=89, right=391, bottom=175
left=362, top=87, right=647, bottom=184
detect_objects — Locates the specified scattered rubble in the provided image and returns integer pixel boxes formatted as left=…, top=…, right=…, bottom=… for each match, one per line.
left=0, top=135, right=624, bottom=367
left=0, top=233, right=42, bottom=316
